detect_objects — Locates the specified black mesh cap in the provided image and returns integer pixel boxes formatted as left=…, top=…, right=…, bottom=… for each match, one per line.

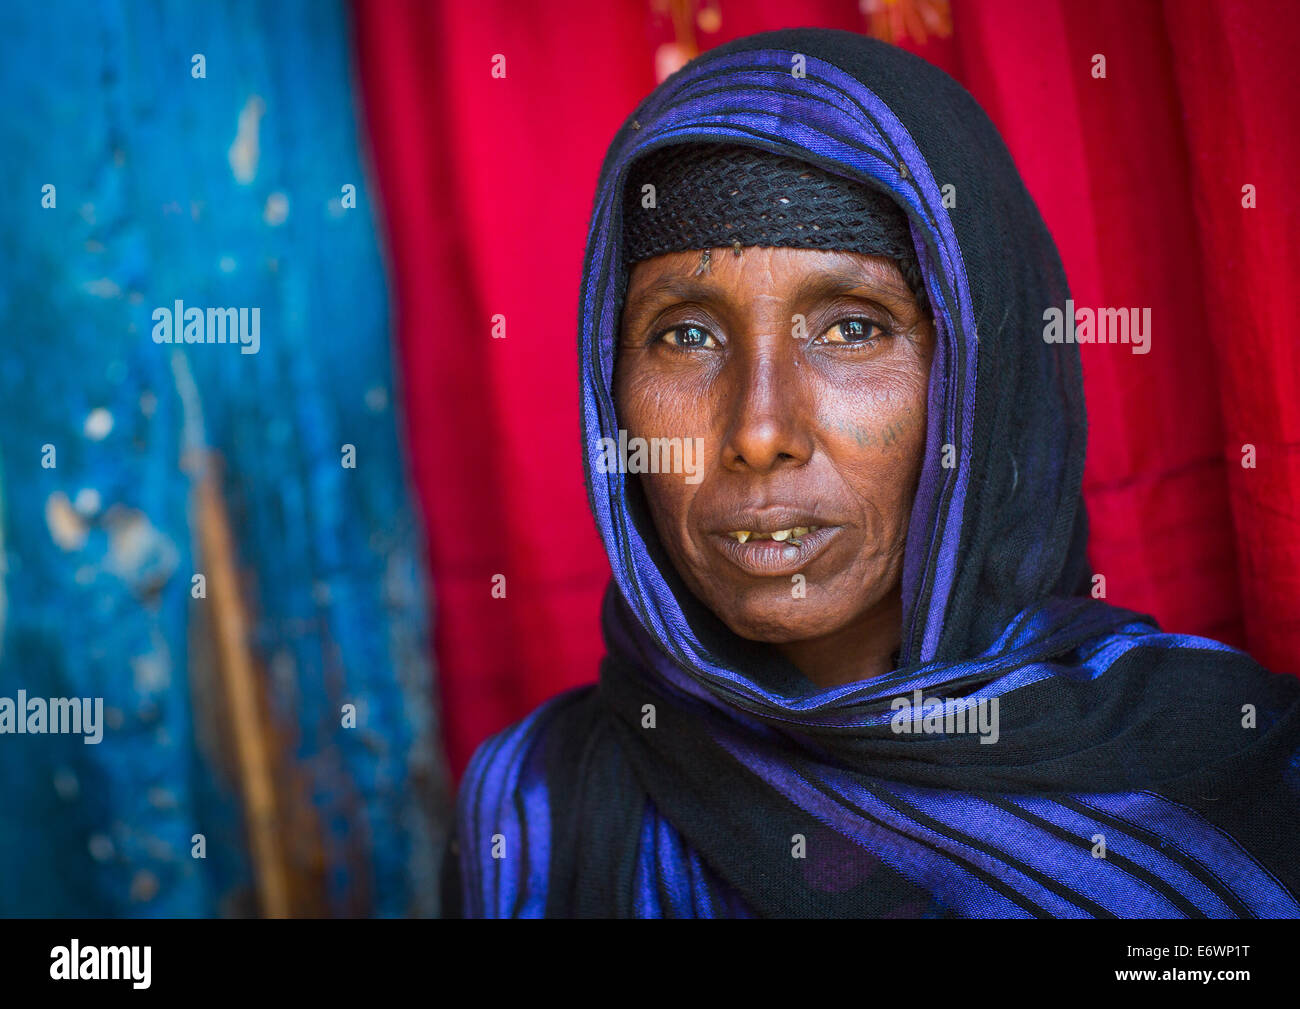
left=622, top=142, right=929, bottom=314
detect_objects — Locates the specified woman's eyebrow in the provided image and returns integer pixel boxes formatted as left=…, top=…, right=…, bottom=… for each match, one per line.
left=794, top=267, right=913, bottom=305
left=624, top=274, right=718, bottom=314
left=621, top=274, right=722, bottom=325
left=623, top=262, right=916, bottom=320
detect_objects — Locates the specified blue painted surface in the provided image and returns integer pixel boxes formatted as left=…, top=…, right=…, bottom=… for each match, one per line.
left=0, top=0, right=448, bottom=916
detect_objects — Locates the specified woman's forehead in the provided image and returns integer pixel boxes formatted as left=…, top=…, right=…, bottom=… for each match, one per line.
left=624, top=247, right=912, bottom=300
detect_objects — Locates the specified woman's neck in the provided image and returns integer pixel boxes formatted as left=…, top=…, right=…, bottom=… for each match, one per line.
left=774, top=588, right=904, bottom=689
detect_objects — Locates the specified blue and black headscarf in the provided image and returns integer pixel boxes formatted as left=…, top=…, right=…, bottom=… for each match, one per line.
left=450, top=28, right=1300, bottom=918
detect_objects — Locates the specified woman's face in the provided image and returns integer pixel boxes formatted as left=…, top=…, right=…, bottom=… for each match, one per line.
left=615, top=247, right=935, bottom=685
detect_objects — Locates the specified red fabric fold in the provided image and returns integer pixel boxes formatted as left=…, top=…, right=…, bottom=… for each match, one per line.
left=351, top=0, right=1300, bottom=778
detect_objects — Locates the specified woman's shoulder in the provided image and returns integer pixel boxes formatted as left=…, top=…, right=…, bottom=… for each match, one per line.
left=451, top=685, right=604, bottom=916
left=458, top=685, right=602, bottom=801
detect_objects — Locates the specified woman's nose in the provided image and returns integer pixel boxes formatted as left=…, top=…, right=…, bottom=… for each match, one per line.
left=719, top=343, right=814, bottom=474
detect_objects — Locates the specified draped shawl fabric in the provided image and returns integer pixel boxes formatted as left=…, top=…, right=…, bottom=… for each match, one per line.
left=451, top=28, right=1300, bottom=918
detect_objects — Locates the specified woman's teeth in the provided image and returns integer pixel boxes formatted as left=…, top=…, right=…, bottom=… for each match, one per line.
left=728, top=526, right=818, bottom=544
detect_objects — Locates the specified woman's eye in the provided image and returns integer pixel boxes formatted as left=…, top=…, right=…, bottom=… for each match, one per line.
left=820, top=318, right=886, bottom=345
left=658, top=324, right=718, bottom=349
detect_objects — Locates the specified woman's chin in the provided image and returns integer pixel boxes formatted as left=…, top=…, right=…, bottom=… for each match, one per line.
left=712, top=598, right=844, bottom=645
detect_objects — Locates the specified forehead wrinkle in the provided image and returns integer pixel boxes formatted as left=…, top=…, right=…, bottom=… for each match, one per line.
left=624, top=248, right=916, bottom=322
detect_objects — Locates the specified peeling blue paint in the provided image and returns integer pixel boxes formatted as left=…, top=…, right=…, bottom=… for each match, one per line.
left=0, top=0, right=448, bottom=917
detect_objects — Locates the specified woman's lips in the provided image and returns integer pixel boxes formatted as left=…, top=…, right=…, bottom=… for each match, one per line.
left=709, top=525, right=840, bottom=577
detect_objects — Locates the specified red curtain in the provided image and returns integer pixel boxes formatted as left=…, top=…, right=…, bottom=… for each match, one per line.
left=350, top=0, right=1300, bottom=780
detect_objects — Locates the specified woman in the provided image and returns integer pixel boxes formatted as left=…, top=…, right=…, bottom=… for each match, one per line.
left=446, top=27, right=1300, bottom=918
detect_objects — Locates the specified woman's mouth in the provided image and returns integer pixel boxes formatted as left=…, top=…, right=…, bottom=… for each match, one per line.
left=726, top=525, right=820, bottom=545
left=710, top=524, right=840, bottom=576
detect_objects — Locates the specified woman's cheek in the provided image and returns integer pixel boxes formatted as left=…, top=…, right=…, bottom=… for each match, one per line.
left=818, top=382, right=926, bottom=535
left=620, top=369, right=721, bottom=472
left=614, top=371, right=706, bottom=550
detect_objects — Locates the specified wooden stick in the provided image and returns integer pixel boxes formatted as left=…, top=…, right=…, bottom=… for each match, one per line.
left=195, top=462, right=292, bottom=918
